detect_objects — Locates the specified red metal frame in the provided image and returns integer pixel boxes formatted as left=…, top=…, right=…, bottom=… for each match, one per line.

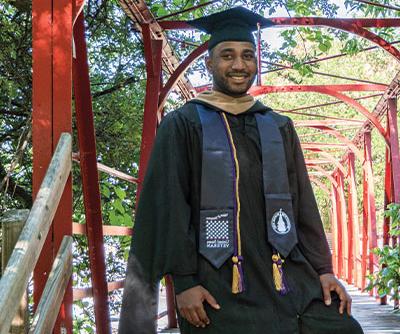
left=362, top=131, right=378, bottom=293
left=31, top=2, right=400, bottom=330
left=347, top=152, right=359, bottom=285
left=303, top=148, right=347, bottom=175
left=330, top=184, right=339, bottom=275
left=250, top=85, right=389, bottom=144
left=337, top=171, right=349, bottom=281
left=139, top=23, right=178, bottom=328
left=137, top=24, right=164, bottom=196
left=73, top=11, right=111, bottom=334
left=333, top=173, right=344, bottom=278
left=32, top=0, right=73, bottom=332
left=387, top=99, right=400, bottom=204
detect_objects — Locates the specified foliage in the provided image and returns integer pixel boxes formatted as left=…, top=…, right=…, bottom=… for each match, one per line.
left=366, top=203, right=400, bottom=307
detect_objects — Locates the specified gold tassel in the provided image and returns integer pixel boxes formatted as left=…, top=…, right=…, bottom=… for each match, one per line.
left=232, top=263, right=240, bottom=294
left=272, top=254, right=283, bottom=291
left=232, top=256, right=244, bottom=294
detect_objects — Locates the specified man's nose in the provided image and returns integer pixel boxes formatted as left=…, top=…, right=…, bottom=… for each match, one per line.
left=231, top=57, right=246, bottom=70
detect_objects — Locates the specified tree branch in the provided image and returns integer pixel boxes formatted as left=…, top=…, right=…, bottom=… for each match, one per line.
left=92, top=76, right=142, bottom=98
left=0, top=162, right=32, bottom=208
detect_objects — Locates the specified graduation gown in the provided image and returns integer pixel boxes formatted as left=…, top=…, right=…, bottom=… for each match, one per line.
left=118, top=100, right=362, bottom=334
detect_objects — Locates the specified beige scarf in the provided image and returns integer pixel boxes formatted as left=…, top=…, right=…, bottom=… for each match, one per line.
left=194, top=90, right=256, bottom=115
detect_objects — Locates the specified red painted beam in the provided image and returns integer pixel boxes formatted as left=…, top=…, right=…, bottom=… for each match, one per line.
left=331, top=185, right=339, bottom=275
left=139, top=26, right=178, bottom=329
left=32, top=0, right=54, bottom=317
left=347, top=152, right=359, bottom=286
left=137, top=25, right=163, bottom=197
left=387, top=98, right=400, bottom=203
left=73, top=12, right=111, bottom=334
left=305, top=159, right=332, bottom=165
left=275, top=93, right=383, bottom=115
left=381, top=140, right=392, bottom=305
left=334, top=173, right=344, bottom=279
left=159, top=18, right=400, bottom=30
left=269, top=17, right=400, bottom=28
left=294, top=119, right=364, bottom=127
left=387, top=99, right=400, bottom=309
left=73, top=223, right=132, bottom=236
left=249, top=84, right=387, bottom=95
left=52, top=1, right=74, bottom=329
left=261, top=61, right=388, bottom=86
left=362, top=131, right=378, bottom=293
left=302, top=142, right=348, bottom=149
left=33, top=0, right=74, bottom=332
left=337, top=171, right=348, bottom=282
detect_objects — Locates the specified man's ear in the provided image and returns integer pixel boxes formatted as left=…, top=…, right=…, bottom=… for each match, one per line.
left=205, top=55, right=212, bottom=73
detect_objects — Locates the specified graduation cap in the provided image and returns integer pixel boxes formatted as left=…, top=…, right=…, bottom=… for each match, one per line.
left=188, top=6, right=274, bottom=51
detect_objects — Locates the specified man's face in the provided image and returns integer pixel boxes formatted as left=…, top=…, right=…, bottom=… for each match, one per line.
left=206, top=41, right=257, bottom=97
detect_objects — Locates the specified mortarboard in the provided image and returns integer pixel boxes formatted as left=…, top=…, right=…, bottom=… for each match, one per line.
left=188, top=6, right=274, bottom=50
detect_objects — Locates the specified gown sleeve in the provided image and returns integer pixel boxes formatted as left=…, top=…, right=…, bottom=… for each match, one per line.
left=289, top=120, right=333, bottom=275
left=130, top=110, right=198, bottom=284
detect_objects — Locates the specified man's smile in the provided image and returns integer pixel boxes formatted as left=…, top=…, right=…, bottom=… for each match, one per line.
left=227, top=72, right=250, bottom=83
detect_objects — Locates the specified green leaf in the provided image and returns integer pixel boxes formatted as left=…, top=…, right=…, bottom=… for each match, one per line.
left=115, top=187, right=126, bottom=200
left=102, top=185, right=110, bottom=198
left=113, top=199, right=125, bottom=214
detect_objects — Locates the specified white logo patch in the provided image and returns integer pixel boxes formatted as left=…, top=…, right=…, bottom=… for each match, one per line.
left=271, top=208, right=291, bottom=235
left=205, top=215, right=230, bottom=248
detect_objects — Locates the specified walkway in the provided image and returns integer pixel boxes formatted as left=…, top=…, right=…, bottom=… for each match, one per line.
left=156, top=283, right=400, bottom=333
left=347, top=284, right=400, bottom=334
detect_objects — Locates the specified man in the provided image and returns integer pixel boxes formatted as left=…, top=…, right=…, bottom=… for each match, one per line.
left=119, top=7, right=363, bottom=334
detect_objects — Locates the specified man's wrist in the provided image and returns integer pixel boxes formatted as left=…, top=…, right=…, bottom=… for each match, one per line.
left=317, top=266, right=334, bottom=276
left=172, top=274, right=200, bottom=294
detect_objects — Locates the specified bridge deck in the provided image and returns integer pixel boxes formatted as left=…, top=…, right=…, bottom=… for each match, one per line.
left=347, top=284, right=400, bottom=334
left=155, top=283, right=400, bottom=333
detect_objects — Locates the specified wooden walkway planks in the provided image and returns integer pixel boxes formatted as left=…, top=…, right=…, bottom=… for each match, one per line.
left=346, top=284, right=400, bottom=334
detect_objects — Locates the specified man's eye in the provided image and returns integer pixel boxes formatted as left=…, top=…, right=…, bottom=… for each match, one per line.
left=221, top=54, right=233, bottom=60
left=244, top=54, right=255, bottom=60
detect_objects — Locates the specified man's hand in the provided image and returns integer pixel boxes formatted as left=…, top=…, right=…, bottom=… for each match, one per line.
left=176, top=285, right=220, bottom=328
left=319, top=273, right=352, bottom=316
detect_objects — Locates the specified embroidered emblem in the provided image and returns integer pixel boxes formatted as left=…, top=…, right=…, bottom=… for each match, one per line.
left=205, top=213, right=230, bottom=248
left=271, top=209, right=291, bottom=235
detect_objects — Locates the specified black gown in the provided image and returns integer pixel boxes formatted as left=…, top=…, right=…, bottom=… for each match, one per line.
left=118, top=100, right=363, bottom=334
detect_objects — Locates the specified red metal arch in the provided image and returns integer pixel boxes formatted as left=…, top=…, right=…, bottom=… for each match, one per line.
left=158, top=41, right=209, bottom=111
left=304, top=148, right=347, bottom=175
left=157, top=17, right=400, bottom=114
left=250, top=85, right=389, bottom=145
left=307, top=164, right=339, bottom=188
left=308, top=125, right=364, bottom=161
left=268, top=18, right=400, bottom=62
left=309, top=175, right=331, bottom=196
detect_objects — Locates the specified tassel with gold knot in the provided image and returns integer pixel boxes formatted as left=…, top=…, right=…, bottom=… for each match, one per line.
left=272, top=253, right=289, bottom=295
left=232, top=255, right=244, bottom=294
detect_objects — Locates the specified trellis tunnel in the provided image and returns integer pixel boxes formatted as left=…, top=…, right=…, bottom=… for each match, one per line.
left=27, top=0, right=400, bottom=333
